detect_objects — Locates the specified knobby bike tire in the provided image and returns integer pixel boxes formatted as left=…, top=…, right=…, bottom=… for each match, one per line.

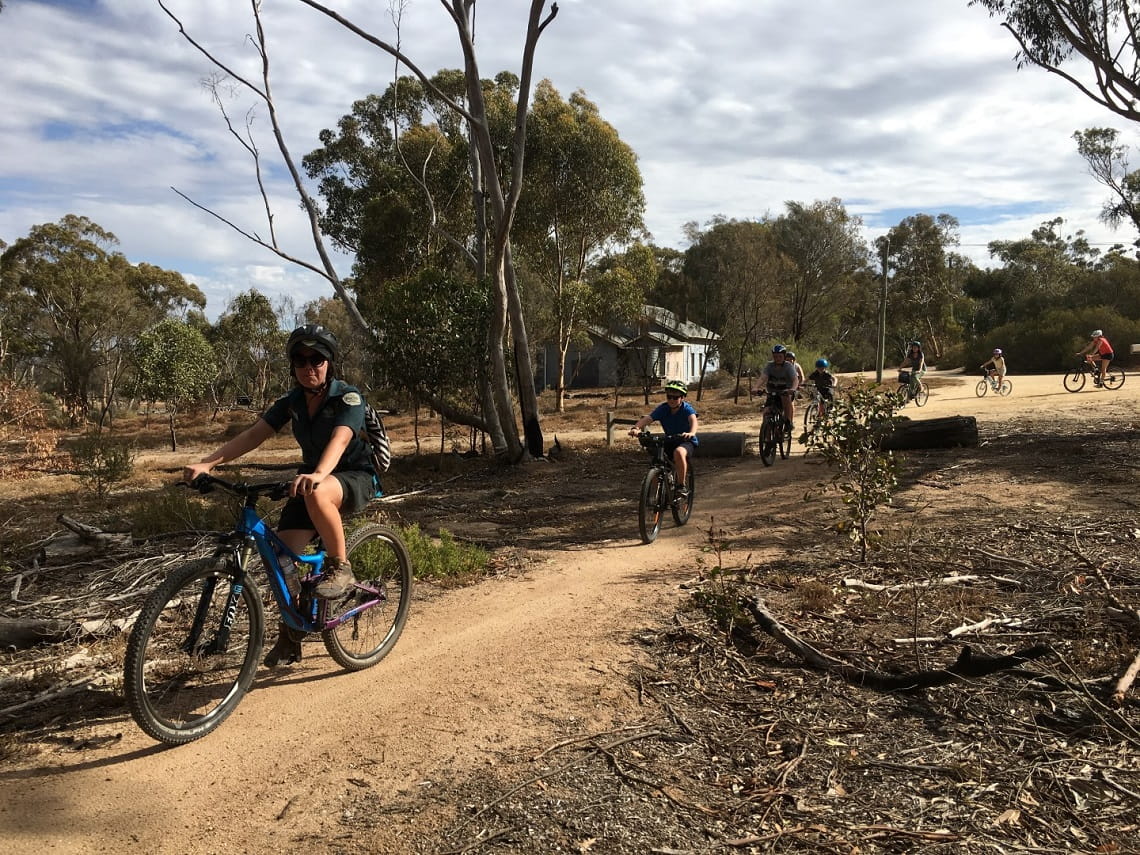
left=1102, top=369, right=1126, bottom=390
left=124, top=556, right=265, bottom=745
left=1063, top=369, right=1086, bottom=392
left=671, top=466, right=694, bottom=526
left=759, top=418, right=777, bottom=466
left=779, top=418, right=792, bottom=459
left=803, top=404, right=818, bottom=433
left=322, top=523, right=414, bottom=671
left=638, top=467, right=665, bottom=543
left=999, top=379, right=1013, bottom=396
left=914, top=383, right=930, bottom=407
left=975, top=379, right=988, bottom=397
left=896, top=383, right=911, bottom=405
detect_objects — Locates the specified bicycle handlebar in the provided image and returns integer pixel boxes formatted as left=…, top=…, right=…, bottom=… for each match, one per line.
left=182, top=473, right=292, bottom=501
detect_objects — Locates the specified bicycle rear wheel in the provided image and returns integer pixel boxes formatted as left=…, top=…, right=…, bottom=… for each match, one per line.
left=975, top=379, right=988, bottom=397
left=124, top=556, right=264, bottom=745
left=914, top=382, right=929, bottom=407
left=999, top=379, right=1013, bottom=396
left=1063, top=369, right=1086, bottom=392
left=638, top=467, right=665, bottom=543
left=671, top=466, right=694, bottom=526
left=759, top=419, right=777, bottom=466
left=322, top=524, right=413, bottom=670
left=1102, top=368, right=1126, bottom=390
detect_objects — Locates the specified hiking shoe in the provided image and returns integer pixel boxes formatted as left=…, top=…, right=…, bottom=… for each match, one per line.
left=315, top=557, right=356, bottom=599
left=262, top=622, right=302, bottom=667
left=674, top=486, right=690, bottom=501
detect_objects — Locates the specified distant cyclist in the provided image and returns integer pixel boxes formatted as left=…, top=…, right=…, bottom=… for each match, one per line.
left=899, top=340, right=926, bottom=398
left=981, top=348, right=1007, bottom=388
left=1077, top=329, right=1114, bottom=386
left=628, top=380, right=699, bottom=497
left=753, top=344, right=799, bottom=426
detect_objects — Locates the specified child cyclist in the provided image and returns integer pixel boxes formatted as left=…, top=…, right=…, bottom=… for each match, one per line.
left=980, top=348, right=1006, bottom=388
left=628, top=380, right=699, bottom=497
left=807, top=358, right=837, bottom=416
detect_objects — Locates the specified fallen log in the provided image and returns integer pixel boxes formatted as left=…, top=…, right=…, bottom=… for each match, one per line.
left=742, top=594, right=1052, bottom=692
left=0, top=616, right=76, bottom=650
left=879, top=415, right=979, bottom=451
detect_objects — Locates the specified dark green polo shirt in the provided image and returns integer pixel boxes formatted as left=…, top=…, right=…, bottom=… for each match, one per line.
left=262, top=379, right=373, bottom=475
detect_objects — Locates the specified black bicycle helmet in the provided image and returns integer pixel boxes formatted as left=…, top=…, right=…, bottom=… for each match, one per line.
left=286, top=324, right=339, bottom=363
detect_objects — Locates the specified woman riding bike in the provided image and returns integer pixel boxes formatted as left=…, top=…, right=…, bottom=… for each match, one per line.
left=1077, top=330, right=1115, bottom=386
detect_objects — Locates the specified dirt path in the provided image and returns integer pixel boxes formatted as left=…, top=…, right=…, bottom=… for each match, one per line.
left=1, top=369, right=1134, bottom=854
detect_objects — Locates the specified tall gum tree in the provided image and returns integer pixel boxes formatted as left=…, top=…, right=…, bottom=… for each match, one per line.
left=157, top=0, right=559, bottom=460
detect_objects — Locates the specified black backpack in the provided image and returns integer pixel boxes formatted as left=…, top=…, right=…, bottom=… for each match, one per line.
left=362, top=403, right=392, bottom=473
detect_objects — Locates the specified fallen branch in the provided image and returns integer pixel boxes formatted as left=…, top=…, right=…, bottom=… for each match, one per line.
left=843, top=574, right=979, bottom=593
left=1112, top=649, right=1140, bottom=706
left=743, top=594, right=1053, bottom=691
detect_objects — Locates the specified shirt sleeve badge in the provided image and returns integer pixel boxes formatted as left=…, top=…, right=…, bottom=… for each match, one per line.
left=343, top=391, right=363, bottom=406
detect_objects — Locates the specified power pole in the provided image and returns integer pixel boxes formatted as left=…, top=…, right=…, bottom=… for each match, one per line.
left=876, top=238, right=889, bottom=384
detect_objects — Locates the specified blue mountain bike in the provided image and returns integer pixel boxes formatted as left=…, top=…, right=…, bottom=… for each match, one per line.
left=123, top=474, right=412, bottom=745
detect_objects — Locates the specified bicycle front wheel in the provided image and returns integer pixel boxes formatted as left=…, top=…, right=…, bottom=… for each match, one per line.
left=803, top=404, right=818, bottom=433
left=999, top=379, right=1013, bottom=396
left=1063, top=369, right=1086, bottom=392
left=323, top=524, right=413, bottom=671
left=638, top=467, right=665, bottom=543
left=914, top=383, right=929, bottom=407
left=1102, top=369, right=1126, bottom=390
left=671, top=467, right=694, bottom=526
left=975, top=379, right=988, bottom=397
left=124, top=556, right=265, bottom=745
left=759, top=419, right=777, bottom=466
left=779, top=419, right=792, bottom=459
left=896, top=383, right=910, bottom=405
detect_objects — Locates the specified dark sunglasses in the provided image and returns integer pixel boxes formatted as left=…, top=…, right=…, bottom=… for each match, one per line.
left=291, top=353, right=327, bottom=368
left=666, top=394, right=682, bottom=401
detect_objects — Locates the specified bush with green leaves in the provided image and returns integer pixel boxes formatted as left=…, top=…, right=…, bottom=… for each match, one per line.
left=804, top=381, right=901, bottom=561
left=392, top=522, right=490, bottom=583
left=71, top=434, right=135, bottom=497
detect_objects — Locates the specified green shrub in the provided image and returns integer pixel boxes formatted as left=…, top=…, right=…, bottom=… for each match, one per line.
left=124, top=486, right=241, bottom=538
left=804, top=381, right=901, bottom=562
left=393, top=522, right=490, bottom=584
left=71, top=434, right=135, bottom=497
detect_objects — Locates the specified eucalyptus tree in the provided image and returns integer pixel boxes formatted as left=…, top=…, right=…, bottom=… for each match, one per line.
left=514, top=81, right=646, bottom=410
left=770, top=198, right=867, bottom=343
left=157, top=1, right=560, bottom=461
left=972, top=0, right=1140, bottom=122
left=0, top=215, right=204, bottom=422
left=133, top=319, right=217, bottom=451
left=209, top=290, right=288, bottom=408
left=682, top=218, right=792, bottom=397
left=1073, top=127, right=1140, bottom=247
left=878, top=213, right=967, bottom=359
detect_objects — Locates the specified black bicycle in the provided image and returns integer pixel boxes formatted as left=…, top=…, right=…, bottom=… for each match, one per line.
left=123, top=474, right=413, bottom=744
left=1063, top=358, right=1126, bottom=392
left=636, top=432, right=694, bottom=544
left=759, top=391, right=793, bottom=466
left=896, top=370, right=929, bottom=407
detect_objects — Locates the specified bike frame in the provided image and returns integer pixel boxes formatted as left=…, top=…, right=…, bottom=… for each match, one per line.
left=213, top=482, right=384, bottom=636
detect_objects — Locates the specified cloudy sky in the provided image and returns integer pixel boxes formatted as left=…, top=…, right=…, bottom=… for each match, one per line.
left=1, top=0, right=1134, bottom=318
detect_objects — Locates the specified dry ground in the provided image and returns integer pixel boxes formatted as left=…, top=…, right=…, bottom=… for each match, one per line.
left=1, top=370, right=1138, bottom=854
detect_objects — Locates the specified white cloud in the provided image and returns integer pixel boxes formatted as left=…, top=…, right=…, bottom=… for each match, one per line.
left=1, top=0, right=1135, bottom=317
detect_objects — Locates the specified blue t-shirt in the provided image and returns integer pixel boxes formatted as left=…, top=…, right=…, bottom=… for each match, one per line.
left=648, top=401, right=699, bottom=445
